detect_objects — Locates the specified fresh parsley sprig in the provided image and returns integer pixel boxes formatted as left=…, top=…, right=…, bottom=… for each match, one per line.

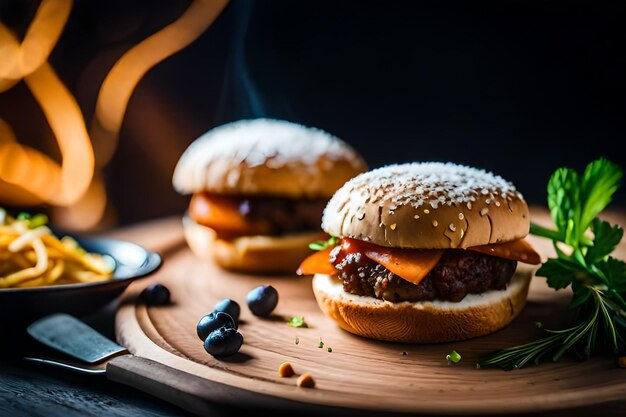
left=309, top=235, right=339, bottom=251
left=479, top=158, right=625, bottom=370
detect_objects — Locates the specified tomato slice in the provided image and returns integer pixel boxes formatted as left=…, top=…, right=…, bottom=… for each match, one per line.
left=297, top=247, right=336, bottom=276
left=189, top=193, right=270, bottom=237
left=468, top=239, right=541, bottom=265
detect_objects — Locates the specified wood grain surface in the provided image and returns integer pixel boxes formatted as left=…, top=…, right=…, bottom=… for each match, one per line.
left=113, top=209, right=626, bottom=415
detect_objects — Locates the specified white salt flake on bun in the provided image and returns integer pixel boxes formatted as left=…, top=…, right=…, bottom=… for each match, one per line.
left=322, top=162, right=530, bottom=249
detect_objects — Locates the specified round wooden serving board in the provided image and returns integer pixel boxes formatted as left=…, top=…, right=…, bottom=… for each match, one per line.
left=113, top=210, right=626, bottom=415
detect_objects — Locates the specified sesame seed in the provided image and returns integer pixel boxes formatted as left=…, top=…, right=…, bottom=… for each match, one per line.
left=390, top=223, right=397, bottom=230
left=414, top=214, right=420, bottom=219
left=424, top=209, right=430, bottom=214
left=458, top=213, right=464, bottom=220
left=485, top=198, right=491, bottom=205
left=449, top=223, right=456, bottom=232
left=467, top=202, right=472, bottom=210
left=495, top=201, right=501, bottom=207
left=432, top=220, right=438, bottom=227
left=480, top=208, right=489, bottom=216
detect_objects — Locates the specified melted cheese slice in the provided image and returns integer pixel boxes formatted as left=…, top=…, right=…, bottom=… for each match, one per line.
left=297, top=247, right=335, bottom=275
left=360, top=245, right=444, bottom=286
left=189, top=193, right=270, bottom=237
left=468, top=239, right=541, bottom=265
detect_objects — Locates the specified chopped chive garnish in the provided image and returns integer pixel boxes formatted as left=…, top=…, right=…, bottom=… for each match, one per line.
left=327, top=347, right=332, bottom=353
left=308, top=236, right=339, bottom=251
left=17, top=212, right=31, bottom=220
left=318, top=338, right=324, bottom=349
left=446, top=350, right=461, bottom=363
left=295, top=336, right=299, bottom=345
left=28, top=214, right=48, bottom=229
left=288, top=316, right=308, bottom=328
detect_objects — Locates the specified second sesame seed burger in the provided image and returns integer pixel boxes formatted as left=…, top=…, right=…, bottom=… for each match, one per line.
left=298, top=162, right=541, bottom=343
left=172, top=119, right=367, bottom=274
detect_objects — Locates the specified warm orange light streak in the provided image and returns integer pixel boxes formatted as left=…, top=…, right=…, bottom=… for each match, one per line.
left=1, top=0, right=230, bottom=229
left=0, top=0, right=88, bottom=207
left=20, top=0, right=73, bottom=76
left=0, top=0, right=72, bottom=85
left=93, top=0, right=229, bottom=165
left=0, top=119, right=61, bottom=205
left=24, top=63, right=95, bottom=205
left=52, top=171, right=108, bottom=231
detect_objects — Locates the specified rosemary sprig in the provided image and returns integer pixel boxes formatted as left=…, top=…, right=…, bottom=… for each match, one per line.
left=479, top=158, right=625, bottom=370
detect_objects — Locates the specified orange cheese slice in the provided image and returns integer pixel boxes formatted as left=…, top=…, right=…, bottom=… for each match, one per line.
left=189, top=193, right=271, bottom=237
left=467, top=238, right=541, bottom=265
left=358, top=244, right=444, bottom=286
left=297, top=247, right=336, bottom=276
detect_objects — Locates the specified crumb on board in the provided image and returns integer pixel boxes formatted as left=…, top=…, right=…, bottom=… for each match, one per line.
left=278, top=362, right=295, bottom=377
left=297, top=373, right=315, bottom=388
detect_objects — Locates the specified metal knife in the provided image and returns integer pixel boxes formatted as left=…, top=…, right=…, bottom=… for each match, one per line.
left=24, top=313, right=286, bottom=416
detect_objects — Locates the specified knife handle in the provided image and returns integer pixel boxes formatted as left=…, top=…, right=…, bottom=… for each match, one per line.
left=106, top=354, right=294, bottom=415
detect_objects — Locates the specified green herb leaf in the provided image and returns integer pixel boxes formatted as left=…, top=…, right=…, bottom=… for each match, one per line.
left=446, top=350, right=461, bottom=363
left=327, top=347, right=332, bottom=352
left=318, top=338, right=324, bottom=349
left=547, top=167, right=579, bottom=243
left=586, top=219, right=623, bottom=263
left=479, top=158, right=626, bottom=370
left=598, top=257, right=626, bottom=293
left=536, top=258, right=586, bottom=290
left=579, top=158, right=622, bottom=233
left=289, top=316, right=308, bottom=328
left=309, top=236, right=339, bottom=251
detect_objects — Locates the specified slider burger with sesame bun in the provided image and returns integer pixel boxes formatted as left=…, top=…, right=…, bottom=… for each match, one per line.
left=298, top=162, right=541, bottom=343
left=172, top=119, right=367, bottom=274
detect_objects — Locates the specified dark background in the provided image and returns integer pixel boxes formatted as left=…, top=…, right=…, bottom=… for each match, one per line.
left=1, top=0, right=625, bottom=226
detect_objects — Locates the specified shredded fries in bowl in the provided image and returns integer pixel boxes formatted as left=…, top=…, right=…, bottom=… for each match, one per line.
left=0, top=208, right=114, bottom=289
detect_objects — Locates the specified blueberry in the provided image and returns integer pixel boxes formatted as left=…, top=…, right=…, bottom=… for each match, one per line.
left=246, top=285, right=278, bottom=317
left=141, top=284, right=170, bottom=306
left=197, top=312, right=236, bottom=341
left=213, top=299, right=240, bottom=323
left=204, top=327, right=243, bottom=358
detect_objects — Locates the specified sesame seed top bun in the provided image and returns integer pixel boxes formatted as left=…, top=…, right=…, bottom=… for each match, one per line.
left=321, top=162, right=530, bottom=249
left=173, top=118, right=366, bottom=199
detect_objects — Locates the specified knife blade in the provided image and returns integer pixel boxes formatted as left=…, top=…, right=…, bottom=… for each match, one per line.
left=27, top=313, right=128, bottom=363
left=24, top=313, right=303, bottom=415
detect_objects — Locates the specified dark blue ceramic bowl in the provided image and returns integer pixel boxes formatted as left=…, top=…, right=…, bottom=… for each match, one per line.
left=0, top=237, right=161, bottom=331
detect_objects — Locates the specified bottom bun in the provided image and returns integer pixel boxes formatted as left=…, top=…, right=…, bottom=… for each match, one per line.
left=183, top=216, right=327, bottom=274
left=312, top=268, right=532, bottom=343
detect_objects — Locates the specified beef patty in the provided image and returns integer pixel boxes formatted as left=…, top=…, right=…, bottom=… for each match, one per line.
left=237, top=197, right=326, bottom=235
left=330, top=246, right=517, bottom=303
